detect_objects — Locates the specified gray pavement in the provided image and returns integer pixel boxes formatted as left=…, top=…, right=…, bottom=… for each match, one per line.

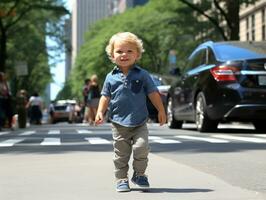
left=0, top=151, right=264, bottom=200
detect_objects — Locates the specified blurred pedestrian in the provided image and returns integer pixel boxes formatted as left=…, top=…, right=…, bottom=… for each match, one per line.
left=48, top=100, right=55, bottom=124
left=0, top=72, right=13, bottom=130
left=95, top=32, right=166, bottom=192
left=82, top=78, right=91, bottom=123
left=27, top=92, right=43, bottom=125
left=16, top=89, right=28, bottom=128
left=87, top=74, right=100, bottom=124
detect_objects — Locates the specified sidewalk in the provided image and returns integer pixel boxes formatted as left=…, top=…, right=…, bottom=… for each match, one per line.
left=0, top=152, right=263, bottom=200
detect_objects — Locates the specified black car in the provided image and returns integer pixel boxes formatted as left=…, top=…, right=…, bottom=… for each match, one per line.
left=167, top=41, right=266, bottom=132
left=146, top=74, right=171, bottom=122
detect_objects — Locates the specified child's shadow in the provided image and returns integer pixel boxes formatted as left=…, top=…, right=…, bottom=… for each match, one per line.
left=131, top=188, right=213, bottom=193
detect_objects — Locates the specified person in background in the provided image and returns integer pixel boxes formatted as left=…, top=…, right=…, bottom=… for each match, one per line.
left=16, top=89, right=28, bottom=128
left=87, top=74, right=100, bottom=124
left=95, top=32, right=166, bottom=192
left=27, top=92, right=43, bottom=125
left=73, top=100, right=82, bottom=123
left=0, top=72, right=13, bottom=130
left=48, top=100, right=55, bottom=124
left=82, top=78, right=91, bottom=123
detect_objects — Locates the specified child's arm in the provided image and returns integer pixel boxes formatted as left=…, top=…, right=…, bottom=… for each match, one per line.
left=148, top=91, right=167, bottom=126
left=95, top=95, right=110, bottom=125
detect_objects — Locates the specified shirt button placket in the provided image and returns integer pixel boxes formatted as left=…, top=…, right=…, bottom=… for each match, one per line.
left=121, top=74, right=128, bottom=88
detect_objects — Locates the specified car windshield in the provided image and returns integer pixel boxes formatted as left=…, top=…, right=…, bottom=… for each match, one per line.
left=214, top=42, right=266, bottom=61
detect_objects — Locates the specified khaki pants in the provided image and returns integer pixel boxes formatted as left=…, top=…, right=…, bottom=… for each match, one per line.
left=112, top=123, right=150, bottom=180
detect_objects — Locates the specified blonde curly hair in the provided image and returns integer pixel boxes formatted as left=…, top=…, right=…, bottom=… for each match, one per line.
left=105, top=32, right=145, bottom=62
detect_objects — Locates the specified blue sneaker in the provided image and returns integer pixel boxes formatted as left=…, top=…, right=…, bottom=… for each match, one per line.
left=131, top=173, right=150, bottom=188
left=116, top=179, right=130, bottom=192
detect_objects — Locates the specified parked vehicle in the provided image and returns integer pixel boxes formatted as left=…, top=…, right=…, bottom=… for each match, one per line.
left=50, top=100, right=81, bottom=124
left=147, top=74, right=171, bottom=121
left=167, top=41, right=266, bottom=132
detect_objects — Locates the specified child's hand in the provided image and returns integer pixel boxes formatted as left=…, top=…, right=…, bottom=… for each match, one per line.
left=158, top=110, right=166, bottom=126
left=95, top=112, right=104, bottom=125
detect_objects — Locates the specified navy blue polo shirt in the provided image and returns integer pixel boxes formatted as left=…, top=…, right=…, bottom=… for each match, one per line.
left=101, top=65, right=158, bottom=127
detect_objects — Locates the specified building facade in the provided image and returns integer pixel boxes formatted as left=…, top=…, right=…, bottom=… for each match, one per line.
left=70, top=0, right=149, bottom=69
left=239, top=0, right=266, bottom=41
left=64, top=18, right=72, bottom=80
left=71, top=0, right=111, bottom=67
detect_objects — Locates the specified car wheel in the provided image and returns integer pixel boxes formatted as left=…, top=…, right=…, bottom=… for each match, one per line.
left=167, top=97, right=183, bottom=129
left=195, top=92, right=218, bottom=132
left=252, top=120, right=266, bottom=133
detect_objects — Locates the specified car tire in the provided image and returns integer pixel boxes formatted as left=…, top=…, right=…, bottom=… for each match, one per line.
left=195, top=92, right=218, bottom=132
left=252, top=120, right=266, bottom=133
left=167, top=97, right=183, bottom=129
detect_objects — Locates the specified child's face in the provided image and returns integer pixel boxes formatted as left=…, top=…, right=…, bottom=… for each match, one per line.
left=112, top=41, right=139, bottom=68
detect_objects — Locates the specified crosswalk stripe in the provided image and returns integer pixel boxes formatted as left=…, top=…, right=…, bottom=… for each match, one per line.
left=212, top=134, right=266, bottom=143
left=175, top=135, right=229, bottom=143
left=149, top=136, right=181, bottom=144
left=3, top=127, right=266, bottom=147
left=0, top=131, right=10, bottom=136
left=149, top=136, right=161, bottom=140
left=77, top=130, right=93, bottom=134
left=85, top=137, right=111, bottom=144
left=48, top=130, right=60, bottom=135
left=253, top=134, right=266, bottom=138
left=0, top=138, right=25, bottom=147
left=19, top=131, right=36, bottom=136
left=41, top=138, right=61, bottom=146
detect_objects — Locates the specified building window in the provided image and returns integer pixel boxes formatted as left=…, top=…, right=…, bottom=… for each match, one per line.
left=262, top=9, right=265, bottom=41
left=251, top=14, right=255, bottom=41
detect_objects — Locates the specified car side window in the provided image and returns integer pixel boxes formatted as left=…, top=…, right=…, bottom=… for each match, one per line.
left=207, top=48, right=216, bottom=65
left=187, top=48, right=206, bottom=71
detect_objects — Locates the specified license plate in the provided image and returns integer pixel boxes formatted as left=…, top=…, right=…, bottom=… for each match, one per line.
left=258, top=76, right=266, bottom=86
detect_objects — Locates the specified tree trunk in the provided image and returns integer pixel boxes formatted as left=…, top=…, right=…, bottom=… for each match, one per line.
left=226, top=0, right=240, bottom=40
left=0, top=29, right=7, bottom=72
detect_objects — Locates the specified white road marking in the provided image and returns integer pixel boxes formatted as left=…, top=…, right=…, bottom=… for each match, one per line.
left=212, top=134, right=266, bottom=143
left=85, top=137, right=111, bottom=144
left=175, top=135, right=229, bottom=143
left=149, top=136, right=161, bottom=140
left=149, top=136, right=181, bottom=144
left=0, top=138, right=25, bottom=147
left=253, top=134, right=266, bottom=138
left=41, top=138, right=61, bottom=146
left=48, top=130, right=60, bottom=135
left=19, top=131, right=36, bottom=136
left=0, top=131, right=10, bottom=136
left=77, top=130, right=93, bottom=134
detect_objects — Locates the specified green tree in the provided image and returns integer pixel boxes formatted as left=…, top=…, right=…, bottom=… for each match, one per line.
left=0, top=0, right=68, bottom=73
left=67, top=0, right=201, bottom=98
left=0, top=0, right=69, bottom=97
left=177, top=0, right=260, bottom=40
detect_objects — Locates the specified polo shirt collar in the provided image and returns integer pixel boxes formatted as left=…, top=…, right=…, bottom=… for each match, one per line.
left=112, top=65, right=141, bottom=74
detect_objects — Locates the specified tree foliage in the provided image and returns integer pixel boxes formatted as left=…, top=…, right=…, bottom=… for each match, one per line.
left=68, top=0, right=201, bottom=99
left=0, top=0, right=69, bottom=95
left=177, top=0, right=260, bottom=40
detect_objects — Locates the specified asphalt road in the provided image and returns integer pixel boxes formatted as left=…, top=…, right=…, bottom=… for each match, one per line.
left=0, top=122, right=265, bottom=200
left=150, top=123, right=266, bottom=198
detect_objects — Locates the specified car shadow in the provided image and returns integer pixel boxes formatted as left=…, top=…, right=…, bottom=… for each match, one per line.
left=131, top=187, right=213, bottom=193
